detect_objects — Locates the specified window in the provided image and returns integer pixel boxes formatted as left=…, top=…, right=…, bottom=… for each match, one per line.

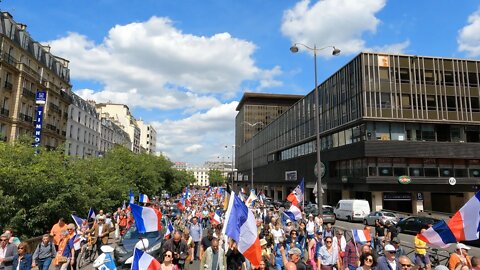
left=409, top=168, right=424, bottom=176
left=379, top=167, right=393, bottom=176
left=424, top=168, right=438, bottom=177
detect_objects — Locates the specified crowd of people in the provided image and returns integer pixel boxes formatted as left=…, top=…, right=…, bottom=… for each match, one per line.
left=0, top=187, right=479, bottom=270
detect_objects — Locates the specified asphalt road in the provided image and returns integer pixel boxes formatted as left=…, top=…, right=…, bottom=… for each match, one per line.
left=334, top=220, right=480, bottom=264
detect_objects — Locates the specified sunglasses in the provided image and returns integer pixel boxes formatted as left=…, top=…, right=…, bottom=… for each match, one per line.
left=401, top=264, right=412, bottom=268
left=365, top=258, right=373, bottom=263
left=326, top=241, right=332, bottom=243
left=387, top=251, right=397, bottom=254
left=0, top=239, right=7, bottom=242
left=164, top=254, right=172, bottom=258
left=18, top=247, right=24, bottom=250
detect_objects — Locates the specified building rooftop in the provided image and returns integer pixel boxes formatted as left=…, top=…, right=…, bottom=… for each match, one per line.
left=236, top=92, right=304, bottom=111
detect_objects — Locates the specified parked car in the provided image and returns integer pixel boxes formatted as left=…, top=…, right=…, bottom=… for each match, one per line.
left=114, top=224, right=164, bottom=269
left=304, top=203, right=336, bottom=224
left=395, top=216, right=439, bottom=235
left=334, top=199, right=371, bottom=222
left=363, top=211, right=399, bottom=226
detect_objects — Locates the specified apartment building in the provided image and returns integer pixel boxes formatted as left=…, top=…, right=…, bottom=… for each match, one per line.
left=137, top=120, right=156, bottom=154
left=98, top=116, right=132, bottom=155
left=0, top=11, right=72, bottom=148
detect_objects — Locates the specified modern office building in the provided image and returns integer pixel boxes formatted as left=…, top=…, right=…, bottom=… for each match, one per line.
left=0, top=11, right=72, bottom=148
left=65, top=93, right=100, bottom=157
left=95, top=103, right=141, bottom=153
left=236, top=52, right=480, bottom=214
left=137, top=120, right=156, bottom=154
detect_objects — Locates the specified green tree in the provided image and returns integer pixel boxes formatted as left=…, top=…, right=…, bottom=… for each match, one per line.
left=208, top=169, right=226, bottom=186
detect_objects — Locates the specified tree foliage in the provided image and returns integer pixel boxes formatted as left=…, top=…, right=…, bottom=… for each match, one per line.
left=0, top=140, right=195, bottom=239
left=208, top=169, right=226, bottom=187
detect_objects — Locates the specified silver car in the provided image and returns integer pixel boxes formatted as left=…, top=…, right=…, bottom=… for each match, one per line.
left=363, top=211, right=398, bottom=226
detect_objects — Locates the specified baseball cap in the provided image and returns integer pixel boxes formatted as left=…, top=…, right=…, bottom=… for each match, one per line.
left=391, top=237, right=400, bottom=244
left=308, top=214, right=313, bottom=217
left=315, top=229, right=323, bottom=235
left=286, top=219, right=292, bottom=224
left=260, top=239, right=268, bottom=246
left=288, top=247, right=302, bottom=255
left=456, top=243, right=470, bottom=250
left=385, top=244, right=396, bottom=252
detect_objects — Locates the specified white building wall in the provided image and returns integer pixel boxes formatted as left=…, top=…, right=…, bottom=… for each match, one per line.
left=186, top=166, right=210, bottom=187
left=137, top=120, right=157, bottom=154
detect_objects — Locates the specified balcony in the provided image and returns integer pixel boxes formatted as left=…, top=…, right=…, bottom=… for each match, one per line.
left=19, top=113, right=33, bottom=124
left=48, top=103, right=61, bottom=114
left=63, top=112, right=68, bottom=120
left=22, top=88, right=36, bottom=100
left=45, top=124, right=57, bottom=131
left=60, top=90, right=73, bottom=104
left=4, top=81, right=13, bottom=92
left=2, top=53, right=17, bottom=66
left=0, top=108, right=9, bottom=117
left=18, top=63, right=40, bottom=81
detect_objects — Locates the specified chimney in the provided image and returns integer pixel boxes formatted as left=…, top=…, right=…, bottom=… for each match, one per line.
left=17, top=24, right=27, bottom=31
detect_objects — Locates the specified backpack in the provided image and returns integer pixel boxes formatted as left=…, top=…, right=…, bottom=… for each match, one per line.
left=36, top=241, right=55, bottom=259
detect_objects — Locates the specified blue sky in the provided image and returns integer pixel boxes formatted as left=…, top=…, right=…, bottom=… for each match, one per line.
left=4, top=0, right=480, bottom=164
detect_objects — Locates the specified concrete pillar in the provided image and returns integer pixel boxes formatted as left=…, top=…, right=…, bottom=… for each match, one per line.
left=423, top=192, right=432, bottom=211
left=412, top=192, right=424, bottom=214
left=371, top=191, right=383, bottom=211
left=464, top=192, right=475, bottom=204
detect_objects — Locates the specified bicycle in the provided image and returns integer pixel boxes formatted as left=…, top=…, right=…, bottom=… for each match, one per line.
left=428, top=248, right=450, bottom=268
left=78, top=234, right=97, bottom=268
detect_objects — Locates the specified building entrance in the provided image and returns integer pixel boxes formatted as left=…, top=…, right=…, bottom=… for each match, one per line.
left=382, top=192, right=413, bottom=213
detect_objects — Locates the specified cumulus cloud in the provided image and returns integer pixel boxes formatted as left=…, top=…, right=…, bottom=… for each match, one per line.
left=151, top=102, right=238, bottom=163
left=47, top=17, right=280, bottom=112
left=367, top=40, right=411, bottom=54
left=458, top=8, right=480, bottom=57
left=281, top=0, right=409, bottom=56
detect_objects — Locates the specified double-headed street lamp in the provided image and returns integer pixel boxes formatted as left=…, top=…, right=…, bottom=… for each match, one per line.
left=244, top=121, right=264, bottom=190
left=290, top=43, right=340, bottom=219
left=225, top=145, right=235, bottom=189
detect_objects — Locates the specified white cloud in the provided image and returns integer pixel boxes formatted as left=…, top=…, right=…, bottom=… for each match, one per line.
left=47, top=17, right=281, bottom=112
left=151, top=102, right=238, bottom=164
left=367, top=40, right=410, bottom=54
left=184, top=144, right=203, bottom=153
left=458, top=8, right=480, bottom=57
left=281, top=0, right=408, bottom=56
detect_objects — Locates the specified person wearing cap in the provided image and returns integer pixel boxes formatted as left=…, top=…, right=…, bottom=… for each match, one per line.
left=280, top=246, right=307, bottom=270
left=307, top=229, right=322, bottom=269
left=390, top=237, right=405, bottom=260
left=85, top=216, right=109, bottom=256
left=260, top=238, right=272, bottom=268
left=376, top=244, right=400, bottom=270
left=285, top=219, right=294, bottom=235
left=414, top=228, right=431, bottom=270
left=448, top=243, right=472, bottom=270
left=306, top=214, right=316, bottom=238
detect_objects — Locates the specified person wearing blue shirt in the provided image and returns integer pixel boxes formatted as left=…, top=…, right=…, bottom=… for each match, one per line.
left=12, top=242, right=32, bottom=270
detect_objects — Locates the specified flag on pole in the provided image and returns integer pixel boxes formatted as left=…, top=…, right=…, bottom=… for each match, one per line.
left=283, top=204, right=302, bottom=221
left=287, top=179, right=304, bottom=206
left=132, top=248, right=161, bottom=270
left=352, top=229, right=372, bottom=244
left=222, top=192, right=262, bottom=268
left=71, top=214, right=85, bottom=228
left=130, top=204, right=162, bottom=233
left=223, top=184, right=231, bottom=211
left=211, top=209, right=222, bottom=225
left=447, top=191, right=480, bottom=241
left=245, top=189, right=258, bottom=207
left=129, top=190, right=135, bottom=204
left=87, top=207, right=96, bottom=220
left=139, top=194, right=150, bottom=204
left=417, top=220, right=456, bottom=248
left=164, top=222, right=174, bottom=240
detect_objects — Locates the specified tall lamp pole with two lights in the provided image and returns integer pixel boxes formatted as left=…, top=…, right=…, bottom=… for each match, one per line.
left=290, top=43, right=340, bottom=218
left=243, top=121, right=264, bottom=191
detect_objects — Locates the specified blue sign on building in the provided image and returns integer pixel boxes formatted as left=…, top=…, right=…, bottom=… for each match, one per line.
left=33, top=106, right=44, bottom=147
left=35, top=91, right=46, bottom=105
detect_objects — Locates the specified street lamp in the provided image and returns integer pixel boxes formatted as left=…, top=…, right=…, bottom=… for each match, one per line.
left=290, top=43, right=340, bottom=219
left=226, top=145, right=235, bottom=190
left=243, top=121, right=264, bottom=191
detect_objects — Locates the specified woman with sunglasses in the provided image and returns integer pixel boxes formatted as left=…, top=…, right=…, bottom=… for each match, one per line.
left=357, top=253, right=377, bottom=270
left=12, top=242, right=32, bottom=270
left=317, top=236, right=339, bottom=270
left=161, top=250, right=179, bottom=270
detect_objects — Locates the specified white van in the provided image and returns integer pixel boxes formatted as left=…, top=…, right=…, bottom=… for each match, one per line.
left=334, top=199, right=371, bottom=222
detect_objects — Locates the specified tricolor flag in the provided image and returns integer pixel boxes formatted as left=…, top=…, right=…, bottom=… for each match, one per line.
left=129, top=190, right=135, bottom=204
left=223, top=184, right=231, bottom=211
left=223, top=192, right=262, bottom=268
left=87, top=207, right=96, bottom=220
left=72, top=234, right=84, bottom=251
left=245, top=190, right=258, bottom=207
left=352, top=229, right=372, bottom=244
left=211, top=209, right=222, bottom=225
left=71, top=214, right=85, bottom=228
left=132, top=248, right=161, bottom=270
left=139, top=194, right=150, bottom=204
left=448, top=191, right=480, bottom=241
left=417, top=220, right=456, bottom=248
left=130, top=204, right=162, bottom=233
left=283, top=203, right=302, bottom=221
left=287, top=179, right=304, bottom=206
left=164, top=222, right=174, bottom=240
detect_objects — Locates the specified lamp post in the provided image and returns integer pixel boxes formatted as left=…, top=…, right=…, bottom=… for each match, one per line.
left=226, top=145, right=235, bottom=189
left=290, top=43, right=340, bottom=219
left=243, top=121, right=264, bottom=191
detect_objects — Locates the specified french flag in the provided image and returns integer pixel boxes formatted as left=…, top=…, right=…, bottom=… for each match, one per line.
left=72, top=234, right=84, bottom=251
left=352, top=229, right=372, bottom=244
left=130, top=204, right=162, bottom=233
left=139, top=194, right=150, bottom=204
left=287, top=179, right=304, bottom=206
left=132, top=248, right=161, bottom=270
left=223, top=192, right=262, bottom=268
left=164, top=222, right=174, bottom=240
left=211, top=209, right=222, bottom=225
left=417, top=220, right=456, bottom=248
left=448, top=191, right=480, bottom=241
left=284, top=204, right=302, bottom=221
left=71, top=214, right=85, bottom=228
left=87, top=207, right=95, bottom=220
left=129, top=190, right=135, bottom=204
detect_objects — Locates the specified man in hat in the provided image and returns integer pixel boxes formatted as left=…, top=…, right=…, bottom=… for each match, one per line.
left=391, top=237, right=405, bottom=259
left=280, top=247, right=306, bottom=270
left=448, top=243, right=472, bottom=270
left=376, top=244, right=400, bottom=270
left=285, top=219, right=294, bottom=235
